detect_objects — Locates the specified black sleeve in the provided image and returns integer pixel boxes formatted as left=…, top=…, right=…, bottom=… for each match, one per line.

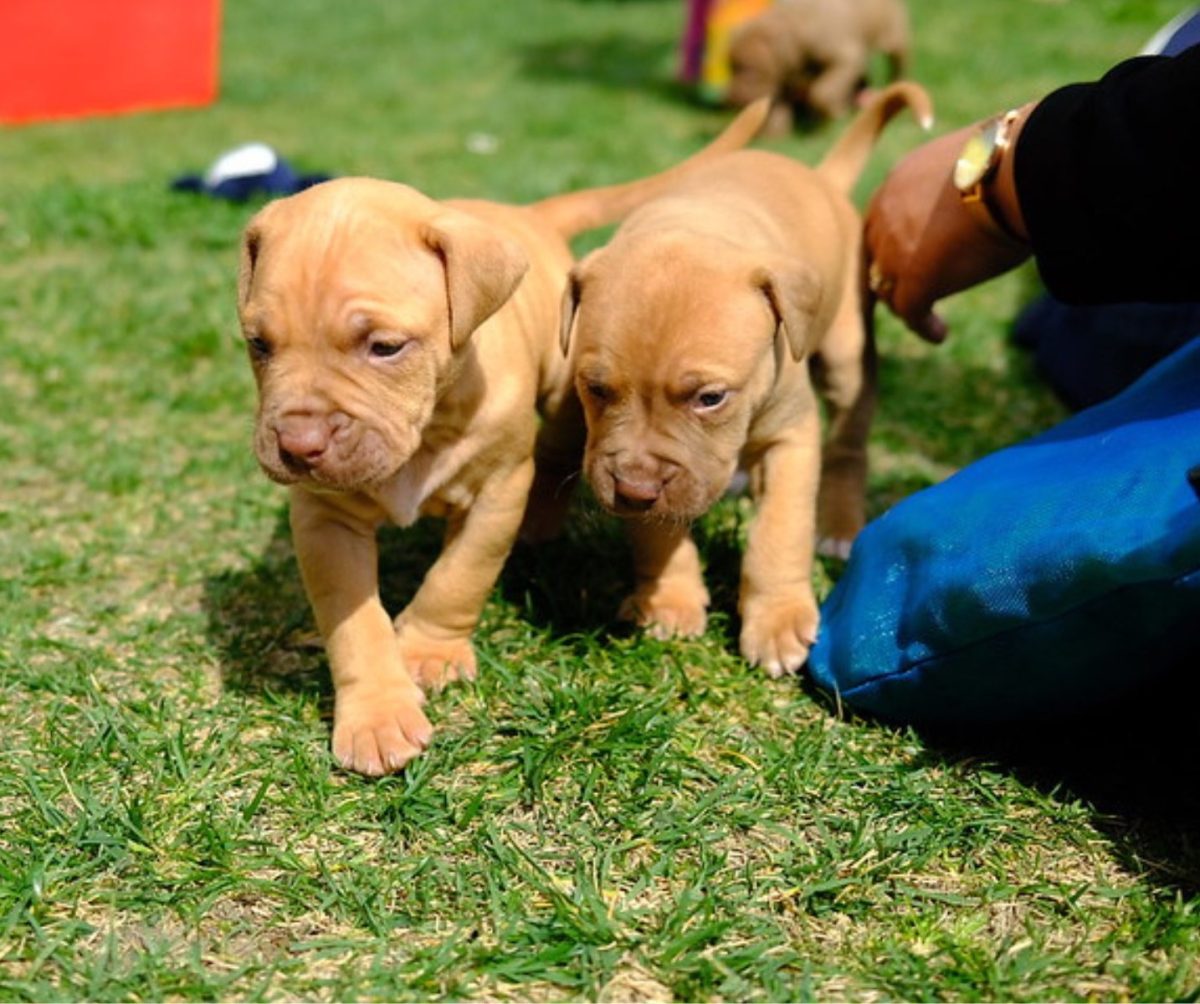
left=1013, top=46, right=1200, bottom=304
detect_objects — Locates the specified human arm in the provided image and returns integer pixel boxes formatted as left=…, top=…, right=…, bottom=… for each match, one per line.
left=862, top=103, right=1034, bottom=342
left=864, top=45, right=1200, bottom=340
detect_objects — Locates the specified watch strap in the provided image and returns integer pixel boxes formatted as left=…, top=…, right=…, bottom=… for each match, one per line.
left=959, top=108, right=1026, bottom=243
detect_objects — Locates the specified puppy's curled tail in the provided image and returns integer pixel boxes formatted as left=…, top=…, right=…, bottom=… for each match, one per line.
left=817, top=81, right=934, bottom=193
left=528, top=97, right=772, bottom=239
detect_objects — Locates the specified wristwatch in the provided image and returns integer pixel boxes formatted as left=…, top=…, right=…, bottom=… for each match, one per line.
left=953, top=108, right=1024, bottom=241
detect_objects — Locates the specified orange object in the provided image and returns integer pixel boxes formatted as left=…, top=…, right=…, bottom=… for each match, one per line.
left=0, top=0, right=221, bottom=124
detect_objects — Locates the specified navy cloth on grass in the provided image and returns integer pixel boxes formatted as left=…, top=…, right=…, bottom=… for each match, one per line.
left=806, top=338, right=1200, bottom=728
left=1012, top=298, right=1200, bottom=411
left=171, top=142, right=329, bottom=201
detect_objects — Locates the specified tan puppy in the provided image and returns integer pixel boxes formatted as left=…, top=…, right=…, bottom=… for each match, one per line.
left=560, top=82, right=931, bottom=676
left=236, top=101, right=768, bottom=776
left=727, top=0, right=910, bottom=135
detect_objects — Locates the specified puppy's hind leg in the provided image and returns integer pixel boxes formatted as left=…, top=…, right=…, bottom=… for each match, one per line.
left=520, top=392, right=586, bottom=545
left=811, top=271, right=875, bottom=558
left=808, top=45, right=869, bottom=119
left=763, top=98, right=797, bottom=138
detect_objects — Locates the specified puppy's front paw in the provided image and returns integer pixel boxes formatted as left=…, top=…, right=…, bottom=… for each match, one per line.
left=740, top=595, right=819, bottom=678
left=618, top=582, right=709, bottom=639
left=333, top=678, right=433, bottom=777
left=395, top=619, right=478, bottom=693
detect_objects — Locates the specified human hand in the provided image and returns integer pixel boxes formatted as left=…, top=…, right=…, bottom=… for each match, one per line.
left=863, top=120, right=1033, bottom=342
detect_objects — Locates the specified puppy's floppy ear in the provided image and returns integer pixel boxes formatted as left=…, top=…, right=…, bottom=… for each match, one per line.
left=422, top=213, right=530, bottom=350
left=753, top=259, right=822, bottom=362
left=559, top=249, right=600, bottom=357
left=559, top=270, right=582, bottom=358
left=238, top=201, right=279, bottom=308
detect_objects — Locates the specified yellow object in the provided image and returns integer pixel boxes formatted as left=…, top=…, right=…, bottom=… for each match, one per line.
left=699, top=0, right=772, bottom=103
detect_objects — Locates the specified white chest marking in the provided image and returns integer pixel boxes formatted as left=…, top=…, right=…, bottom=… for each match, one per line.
left=370, top=439, right=476, bottom=527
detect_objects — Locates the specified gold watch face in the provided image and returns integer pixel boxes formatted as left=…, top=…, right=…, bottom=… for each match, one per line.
left=953, top=118, right=1002, bottom=191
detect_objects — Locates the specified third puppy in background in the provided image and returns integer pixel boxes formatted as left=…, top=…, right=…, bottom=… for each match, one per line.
left=560, top=82, right=931, bottom=677
left=727, top=0, right=910, bottom=135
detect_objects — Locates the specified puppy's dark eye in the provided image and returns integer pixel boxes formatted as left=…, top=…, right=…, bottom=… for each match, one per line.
left=369, top=341, right=407, bottom=359
left=584, top=380, right=613, bottom=404
left=694, top=389, right=728, bottom=412
left=246, top=336, right=272, bottom=360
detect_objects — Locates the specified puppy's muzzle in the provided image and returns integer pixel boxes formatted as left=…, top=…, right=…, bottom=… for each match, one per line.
left=606, top=458, right=681, bottom=515
left=274, top=409, right=351, bottom=476
left=612, top=474, right=665, bottom=513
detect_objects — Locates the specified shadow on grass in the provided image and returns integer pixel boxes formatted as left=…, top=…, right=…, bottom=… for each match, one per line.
left=201, top=505, right=448, bottom=702
left=200, top=499, right=1200, bottom=897
left=515, top=32, right=683, bottom=100
left=200, top=488, right=754, bottom=702
left=200, top=498, right=643, bottom=702
left=512, top=23, right=838, bottom=136
left=499, top=529, right=629, bottom=636
left=867, top=338, right=1068, bottom=519
left=497, top=490, right=754, bottom=642
left=934, top=688, right=1200, bottom=896
left=875, top=346, right=1062, bottom=464
left=805, top=669, right=1200, bottom=896
left=202, top=506, right=327, bottom=700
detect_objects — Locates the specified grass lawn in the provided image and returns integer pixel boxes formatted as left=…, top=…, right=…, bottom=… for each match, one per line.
left=3, top=0, right=1199, bottom=999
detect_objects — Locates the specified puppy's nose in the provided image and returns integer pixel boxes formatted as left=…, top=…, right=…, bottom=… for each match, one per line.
left=276, top=415, right=332, bottom=467
left=612, top=474, right=663, bottom=512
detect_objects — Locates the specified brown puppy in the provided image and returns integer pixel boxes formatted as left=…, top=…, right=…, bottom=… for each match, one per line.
left=236, top=101, right=768, bottom=776
left=560, top=82, right=931, bottom=677
left=727, top=0, right=910, bottom=135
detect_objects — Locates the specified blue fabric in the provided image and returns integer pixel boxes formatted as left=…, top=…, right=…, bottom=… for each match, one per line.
left=807, top=338, right=1200, bottom=727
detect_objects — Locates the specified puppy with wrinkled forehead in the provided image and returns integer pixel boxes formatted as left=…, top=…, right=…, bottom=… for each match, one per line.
left=561, top=83, right=931, bottom=676
left=236, top=100, right=768, bottom=776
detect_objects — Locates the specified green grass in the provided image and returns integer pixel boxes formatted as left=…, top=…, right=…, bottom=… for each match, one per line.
left=2, top=0, right=1198, bottom=999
